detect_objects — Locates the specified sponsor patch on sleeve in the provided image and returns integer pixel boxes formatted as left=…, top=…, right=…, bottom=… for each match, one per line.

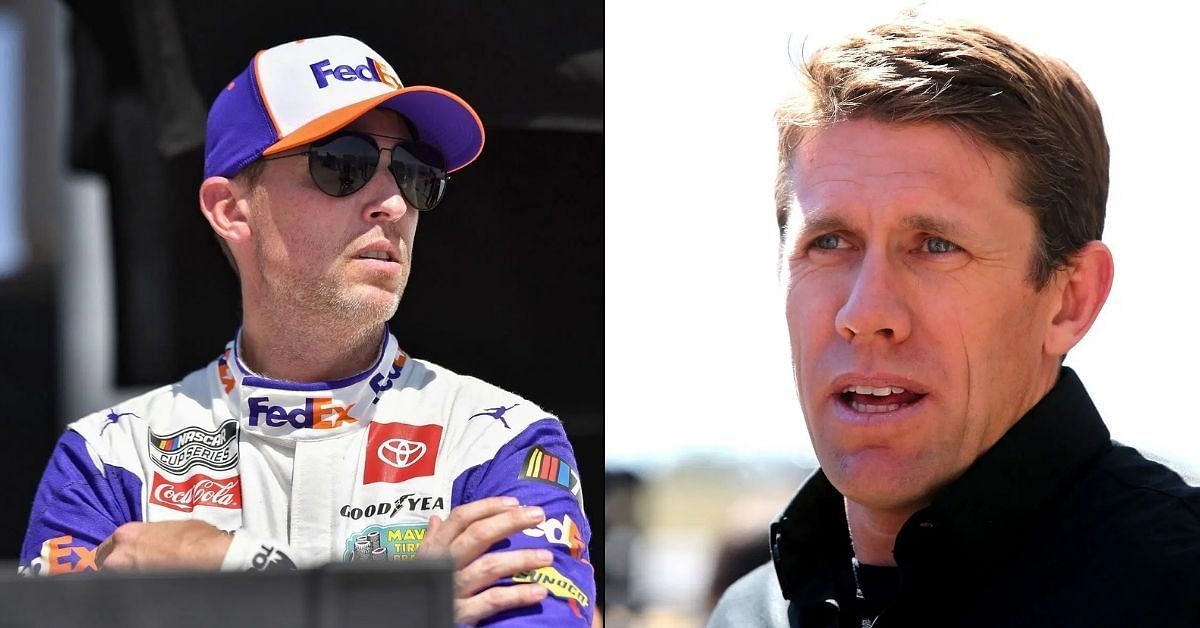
left=250, top=544, right=296, bottom=571
left=513, top=565, right=589, bottom=618
left=518, top=446, right=583, bottom=504
left=522, top=513, right=588, bottom=562
left=28, top=535, right=98, bottom=575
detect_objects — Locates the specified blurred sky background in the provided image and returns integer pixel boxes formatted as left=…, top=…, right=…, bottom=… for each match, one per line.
left=606, top=1, right=1200, bottom=475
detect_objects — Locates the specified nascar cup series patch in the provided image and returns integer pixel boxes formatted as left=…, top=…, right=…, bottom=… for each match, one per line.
left=343, top=524, right=428, bottom=562
left=148, top=420, right=239, bottom=474
left=518, top=446, right=583, bottom=505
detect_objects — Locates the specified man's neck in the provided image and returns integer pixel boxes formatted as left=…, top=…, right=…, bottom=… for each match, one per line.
left=239, top=310, right=384, bottom=383
left=845, top=498, right=921, bottom=566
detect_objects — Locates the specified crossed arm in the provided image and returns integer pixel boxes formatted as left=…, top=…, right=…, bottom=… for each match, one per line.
left=96, top=496, right=553, bottom=626
left=26, top=422, right=596, bottom=626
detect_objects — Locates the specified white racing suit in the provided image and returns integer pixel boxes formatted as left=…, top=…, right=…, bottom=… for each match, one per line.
left=20, top=331, right=594, bottom=626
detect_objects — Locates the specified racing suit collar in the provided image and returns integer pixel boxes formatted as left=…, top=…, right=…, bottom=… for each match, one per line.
left=217, top=327, right=412, bottom=441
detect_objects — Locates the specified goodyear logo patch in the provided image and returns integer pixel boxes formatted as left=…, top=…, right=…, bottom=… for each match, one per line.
left=343, top=524, right=427, bottom=562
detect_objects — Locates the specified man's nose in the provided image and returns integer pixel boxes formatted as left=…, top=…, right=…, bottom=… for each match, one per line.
left=834, top=251, right=912, bottom=344
left=362, top=148, right=409, bottom=223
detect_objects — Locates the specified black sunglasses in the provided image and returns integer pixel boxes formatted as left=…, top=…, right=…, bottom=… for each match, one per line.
left=264, top=131, right=449, bottom=211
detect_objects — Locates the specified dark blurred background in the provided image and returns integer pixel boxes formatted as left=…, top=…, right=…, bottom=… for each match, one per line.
left=0, top=0, right=601, bottom=603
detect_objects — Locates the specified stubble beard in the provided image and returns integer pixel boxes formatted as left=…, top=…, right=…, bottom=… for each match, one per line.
left=256, top=249, right=407, bottom=347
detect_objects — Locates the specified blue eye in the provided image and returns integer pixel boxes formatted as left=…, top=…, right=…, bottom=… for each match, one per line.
left=813, top=234, right=844, bottom=250
left=924, top=237, right=959, bottom=254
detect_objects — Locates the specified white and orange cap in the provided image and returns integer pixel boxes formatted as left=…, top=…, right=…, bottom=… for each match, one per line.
left=204, top=35, right=484, bottom=178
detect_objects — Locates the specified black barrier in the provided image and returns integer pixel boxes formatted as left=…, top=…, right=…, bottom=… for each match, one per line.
left=0, top=559, right=454, bottom=628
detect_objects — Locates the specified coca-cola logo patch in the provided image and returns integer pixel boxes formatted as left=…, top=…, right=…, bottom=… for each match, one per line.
left=149, top=472, right=242, bottom=512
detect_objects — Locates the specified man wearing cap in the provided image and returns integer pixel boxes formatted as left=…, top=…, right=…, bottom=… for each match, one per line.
left=21, top=35, right=595, bottom=627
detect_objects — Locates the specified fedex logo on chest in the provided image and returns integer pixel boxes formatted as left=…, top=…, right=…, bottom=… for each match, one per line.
left=247, top=397, right=358, bottom=429
left=310, top=57, right=400, bottom=89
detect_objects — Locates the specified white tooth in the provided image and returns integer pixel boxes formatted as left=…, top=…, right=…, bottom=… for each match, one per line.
left=361, top=251, right=388, bottom=260
left=890, top=386, right=906, bottom=394
left=870, top=386, right=891, bottom=396
left=850, top=401, right=902, bottom=414
left=853, top=385, right=871, bottom=395
left=842, top=386, right=854, bottom=394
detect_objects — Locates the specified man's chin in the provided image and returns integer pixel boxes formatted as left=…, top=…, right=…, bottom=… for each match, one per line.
left=335, top=284, right=404, bottom=323
left=823, top=450, right=940, bottom=513
left=364, top=291, right=403, bottom=321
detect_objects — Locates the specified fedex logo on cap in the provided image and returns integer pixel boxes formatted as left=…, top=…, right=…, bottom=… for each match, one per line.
left=310, top=57, right=400, bottom=90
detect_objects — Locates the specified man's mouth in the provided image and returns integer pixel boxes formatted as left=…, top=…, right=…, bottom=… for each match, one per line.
left=356, top=251, right=397, bottom=263
left=837, top=385, right=927, bottom=414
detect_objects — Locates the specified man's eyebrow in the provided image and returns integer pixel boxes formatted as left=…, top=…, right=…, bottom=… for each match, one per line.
left=787, top=211, right=980, bottom=243
left=903, top=214, right=979, bottom=240
left=792, top=212, right=851, bottom=241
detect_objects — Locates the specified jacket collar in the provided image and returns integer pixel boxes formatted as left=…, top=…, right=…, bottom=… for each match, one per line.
left=772, top=366, right=1113, bottom=600
left=215, top=327, right=413, bottom=441
left=899, top=367, right=1112, bottom=565
left=770, top=467, right=853, bottom=605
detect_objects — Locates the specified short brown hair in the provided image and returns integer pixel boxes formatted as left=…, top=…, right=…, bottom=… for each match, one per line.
left=776, top=17, right=1109, bottom=288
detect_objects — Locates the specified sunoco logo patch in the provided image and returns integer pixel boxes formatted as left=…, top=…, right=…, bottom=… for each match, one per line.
left=514, top=565, right=589, bottom=618
left=148, top=420, right=239, bottom=474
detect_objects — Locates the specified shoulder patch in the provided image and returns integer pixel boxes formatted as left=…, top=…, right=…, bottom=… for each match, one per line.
left=518, top=446, right=583, bottom=505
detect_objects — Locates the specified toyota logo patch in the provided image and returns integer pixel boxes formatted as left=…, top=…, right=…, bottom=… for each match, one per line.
left=377, top=438, right=427, bottom=468
left=363, top=422, right=443, bottom=484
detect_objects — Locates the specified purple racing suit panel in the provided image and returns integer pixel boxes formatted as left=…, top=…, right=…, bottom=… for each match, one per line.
left=20, top=430, right=144, bottom=574
left=453, top=418, right=594, bottom=627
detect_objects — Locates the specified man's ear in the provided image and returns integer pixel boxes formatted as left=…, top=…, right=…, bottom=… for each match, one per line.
left=198, top=177, right=251, bottom=246
left=1044, top=241, right=1114, bottom=357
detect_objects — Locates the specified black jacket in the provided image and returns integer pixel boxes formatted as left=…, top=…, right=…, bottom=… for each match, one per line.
left=709, top=368, right=1200, bottom=627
